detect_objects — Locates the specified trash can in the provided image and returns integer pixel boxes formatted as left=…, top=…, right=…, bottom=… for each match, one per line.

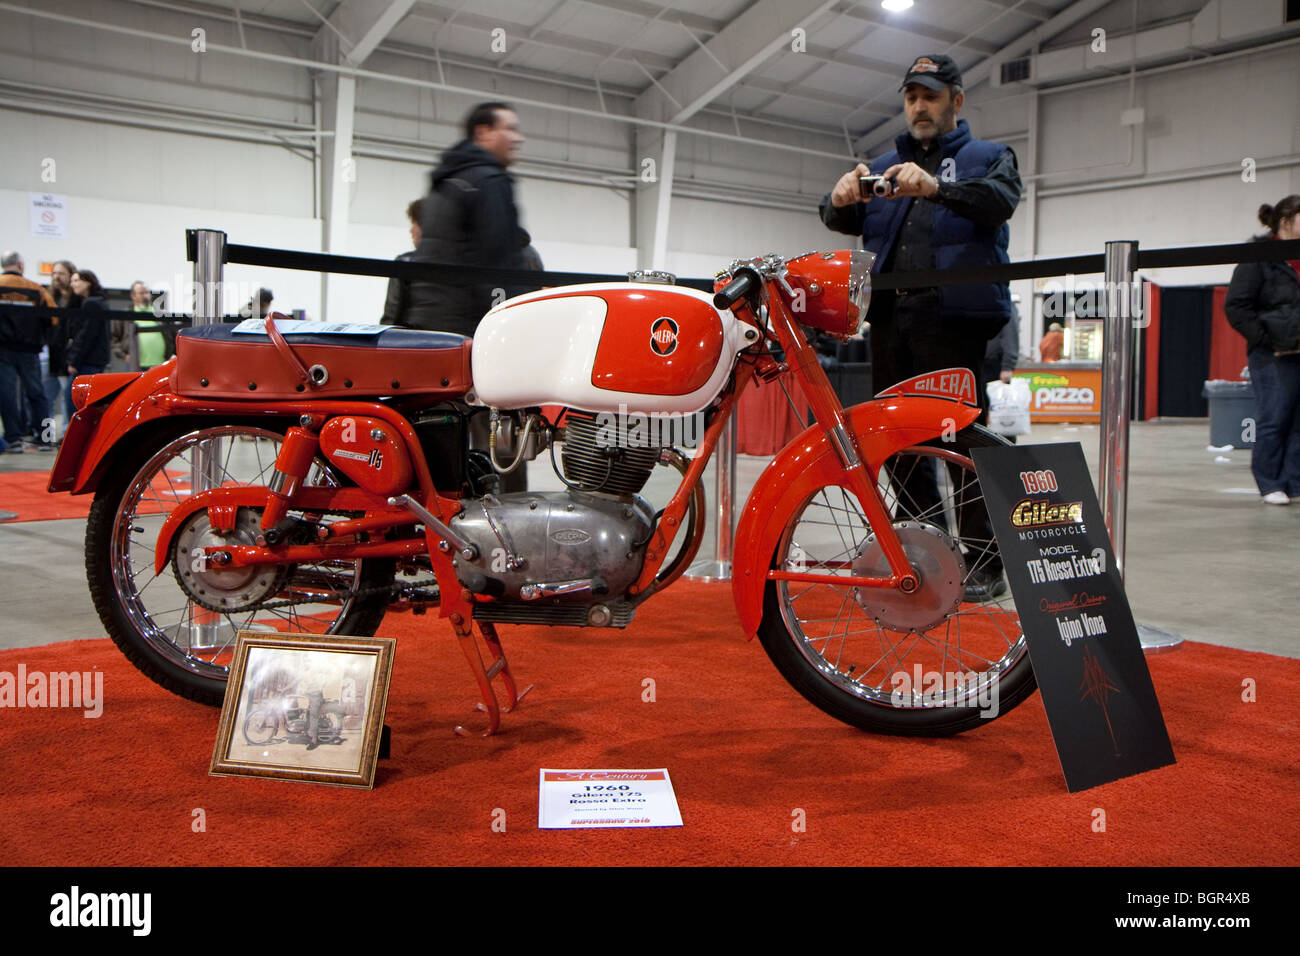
left=1202, top=380, right=1256, bottom=448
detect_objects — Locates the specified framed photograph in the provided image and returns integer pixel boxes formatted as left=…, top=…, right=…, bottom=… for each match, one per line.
left=210, top=631, right=396, bottom=789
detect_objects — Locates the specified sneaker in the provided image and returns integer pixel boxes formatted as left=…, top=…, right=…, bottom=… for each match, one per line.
left=964, top=567, right=1008, bottom=602
left=3, top=443, right=23, bottom=454
left=1262, top=491, right=1290, bottom=505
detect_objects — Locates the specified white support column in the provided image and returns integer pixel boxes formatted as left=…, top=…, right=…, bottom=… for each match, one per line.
left=650, top=130, right=677, bottom=270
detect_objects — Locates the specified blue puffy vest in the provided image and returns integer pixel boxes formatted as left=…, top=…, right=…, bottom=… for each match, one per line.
left=862, top=119, right=1011, bottom=324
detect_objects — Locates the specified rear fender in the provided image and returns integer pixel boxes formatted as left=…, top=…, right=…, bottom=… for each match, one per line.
left=731, top=396, right=980, bottom=636
left=48, top=368, right=160, bottom=493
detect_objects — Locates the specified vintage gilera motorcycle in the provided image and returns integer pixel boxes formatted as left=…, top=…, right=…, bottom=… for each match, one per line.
left=48, top=249, right=1034, bottom=736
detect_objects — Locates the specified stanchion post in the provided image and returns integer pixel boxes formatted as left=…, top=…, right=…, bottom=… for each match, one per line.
left=1100, top=239, right=1182, bottom=652
left=686, top=417, right=736, bottom=581
left=1100, top=239, right=1137, bottom=573
left=187, top=228, right=227, bottom=651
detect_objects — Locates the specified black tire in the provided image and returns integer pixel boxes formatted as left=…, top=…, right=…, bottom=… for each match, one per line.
left=242, top=706, right=278, bottom=745
left=757, top=424, right=1036, bottom=736
left=85, top=420, right=395, bottom=706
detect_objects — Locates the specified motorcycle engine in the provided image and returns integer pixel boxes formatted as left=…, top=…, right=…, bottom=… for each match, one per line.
left=559, top=410, right=661, bottom=495
left=450, top=490, right=655, bottom=618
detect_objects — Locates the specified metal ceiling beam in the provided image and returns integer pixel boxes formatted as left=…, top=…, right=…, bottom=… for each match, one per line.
left=741, top=74, right=895, bottom=118
left=978, top=0, right=1055, bottom=22
left=407, top=3, right=681, bottom=72
left=566, top=0, right=726, bottom=35
left=315, top=0, right=418, bottom=68
left=634, top=0, right=841, bottom=125
left=497, top=0, right=570, bottom=67
left=852, top=0, right=1114, bottom=155
left=0, top=1, right=851, bottom=160
left=831, top=0, right=1002, bottom=56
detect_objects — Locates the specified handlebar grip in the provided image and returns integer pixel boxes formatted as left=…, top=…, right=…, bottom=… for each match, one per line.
left=714, top=270, right=757, bottom=310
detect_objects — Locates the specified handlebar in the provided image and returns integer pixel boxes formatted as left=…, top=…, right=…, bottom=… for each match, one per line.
left=713, top=269, right=760, bottom=310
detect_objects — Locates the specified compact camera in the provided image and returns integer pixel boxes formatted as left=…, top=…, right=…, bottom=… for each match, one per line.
left=859, top=175, right=896, bottom=198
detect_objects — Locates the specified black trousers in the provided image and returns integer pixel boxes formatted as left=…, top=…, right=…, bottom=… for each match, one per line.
left=869, top=293, right=1001, bottom=576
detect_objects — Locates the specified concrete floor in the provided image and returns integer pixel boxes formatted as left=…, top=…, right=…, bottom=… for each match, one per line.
left=1, top=417, right=1295, bottom=657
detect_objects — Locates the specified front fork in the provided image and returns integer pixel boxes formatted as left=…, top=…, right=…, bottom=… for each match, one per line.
left=760, top=295, right=919, bottom=593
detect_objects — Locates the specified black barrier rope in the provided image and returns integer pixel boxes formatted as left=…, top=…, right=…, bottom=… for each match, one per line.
left=214, top=236, right=1300, bottom=294
left=221, top=242, right=717, bottom=293
left=0, top=304, right=191, bottom=323
left=4, top=236, right=1297, bottom=329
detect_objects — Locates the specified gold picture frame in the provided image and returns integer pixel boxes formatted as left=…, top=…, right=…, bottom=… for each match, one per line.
left=210, top=631, right=396, bottom=789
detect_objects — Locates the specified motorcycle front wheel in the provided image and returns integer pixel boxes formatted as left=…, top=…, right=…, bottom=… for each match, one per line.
left=85, top=421, right=396, bottom=706
left=757, top=425, right=1035, bottom=736
left=242, top=706, right=279, bottom=746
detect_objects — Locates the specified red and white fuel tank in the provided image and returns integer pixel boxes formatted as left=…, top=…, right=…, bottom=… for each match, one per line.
left=471, top=283, right=758, bottom=414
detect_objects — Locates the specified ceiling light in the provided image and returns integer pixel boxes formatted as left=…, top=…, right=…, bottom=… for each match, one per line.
left=882, top=0, right=914, bottom=11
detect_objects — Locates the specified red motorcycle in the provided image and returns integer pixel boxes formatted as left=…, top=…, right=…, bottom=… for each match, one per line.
left=49, top=250, right=1033, bottom=735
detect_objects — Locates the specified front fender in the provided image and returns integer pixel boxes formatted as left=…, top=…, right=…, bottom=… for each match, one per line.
left=731, top=396, right=980, bottom=636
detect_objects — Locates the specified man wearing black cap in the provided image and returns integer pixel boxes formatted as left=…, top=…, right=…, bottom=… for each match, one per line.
left=820, top=54, right=1022, bottom=601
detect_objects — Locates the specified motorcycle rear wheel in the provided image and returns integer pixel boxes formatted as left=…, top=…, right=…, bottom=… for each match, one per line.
left=85, top=421, right=395, bottom=706
left=756, top=425, right=1035, bottom=736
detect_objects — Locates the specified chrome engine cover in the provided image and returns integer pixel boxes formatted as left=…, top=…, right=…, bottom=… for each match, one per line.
left=450, top=490, right=655, bottom=603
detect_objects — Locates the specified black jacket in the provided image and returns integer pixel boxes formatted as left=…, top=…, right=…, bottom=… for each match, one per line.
left=66, top=297, right=112, bottom=370
left=380, top=250, right=418, bottom=326
left=45, top=292, right=80, bottom=369
left=411, top=140, right=524, bottom=336
left=1225, top=237, right=1300, bottom=353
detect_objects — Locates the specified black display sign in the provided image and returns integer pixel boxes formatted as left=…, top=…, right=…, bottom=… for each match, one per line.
left=972, top=442, right=1175, bottom=792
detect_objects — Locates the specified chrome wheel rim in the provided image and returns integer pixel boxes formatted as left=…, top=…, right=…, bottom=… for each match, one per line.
left=108, top=425, right=367, bottom=681
left=775, top=446, right=1026, bottom=710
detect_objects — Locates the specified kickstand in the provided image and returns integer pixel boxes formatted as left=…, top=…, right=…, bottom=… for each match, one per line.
left=452, top=620, right=533, bottom=737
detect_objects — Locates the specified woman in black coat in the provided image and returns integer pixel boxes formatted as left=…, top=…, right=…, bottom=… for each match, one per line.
left=65, top=269, right=111, bottom=408
left=1224, top=195, right=1300, bottom=505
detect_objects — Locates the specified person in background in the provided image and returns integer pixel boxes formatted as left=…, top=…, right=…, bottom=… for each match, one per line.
left=1038, top=322, right=1064, bottom=362
left=108, top=297, right=139, bottom=373
left=0, top=250, right=55, bottom=452
left=1224, top=195, right=1300, bottom=506
left=129, top=281, right=169, bottom=370
left=65, top=269, right=111, bottom=417
left=414, top=101, right=526, bottom=336
left=44, top=259, right=79, bottom=431
left=244, top=287, right=274, bottom=318
left=984, top=296, right=1023, bottom=444
left=381, top=199, right=425, bottom=326
left=984, top=299, right=1021, bottom=387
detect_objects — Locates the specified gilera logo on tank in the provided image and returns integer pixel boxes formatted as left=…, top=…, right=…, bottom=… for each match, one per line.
left=650, top=317, right=678, bottom=356
left=910, top=371, right=975, bottom=403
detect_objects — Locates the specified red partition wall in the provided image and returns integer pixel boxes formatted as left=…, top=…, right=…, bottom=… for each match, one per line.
left=1142, top=280, right=1161, bottom=421
left=1208, top=285, right=1248, bottom=382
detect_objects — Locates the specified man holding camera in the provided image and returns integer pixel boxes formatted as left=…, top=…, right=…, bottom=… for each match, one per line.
left=820, top=55, right=1022, bottom=600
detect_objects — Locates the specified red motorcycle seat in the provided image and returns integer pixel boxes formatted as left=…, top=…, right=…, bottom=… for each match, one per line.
left=171, top=322, right=473, bottom=400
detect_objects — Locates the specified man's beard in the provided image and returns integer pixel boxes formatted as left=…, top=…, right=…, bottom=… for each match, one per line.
left=909, top=102, right=957, bottom=142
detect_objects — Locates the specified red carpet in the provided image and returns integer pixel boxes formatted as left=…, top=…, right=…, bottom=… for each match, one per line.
left=0, top=469, right=89, bottom=522
left=1, top=580, right=1296, bottom=866
left=0, top=469, right=191, bottom=522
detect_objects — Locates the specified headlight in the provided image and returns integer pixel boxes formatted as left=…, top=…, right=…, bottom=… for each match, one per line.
left=848, top=249, right=875, bottom=328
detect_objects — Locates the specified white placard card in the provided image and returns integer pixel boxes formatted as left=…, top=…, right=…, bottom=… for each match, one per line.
left=538, top=769, right=683, bottom=829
